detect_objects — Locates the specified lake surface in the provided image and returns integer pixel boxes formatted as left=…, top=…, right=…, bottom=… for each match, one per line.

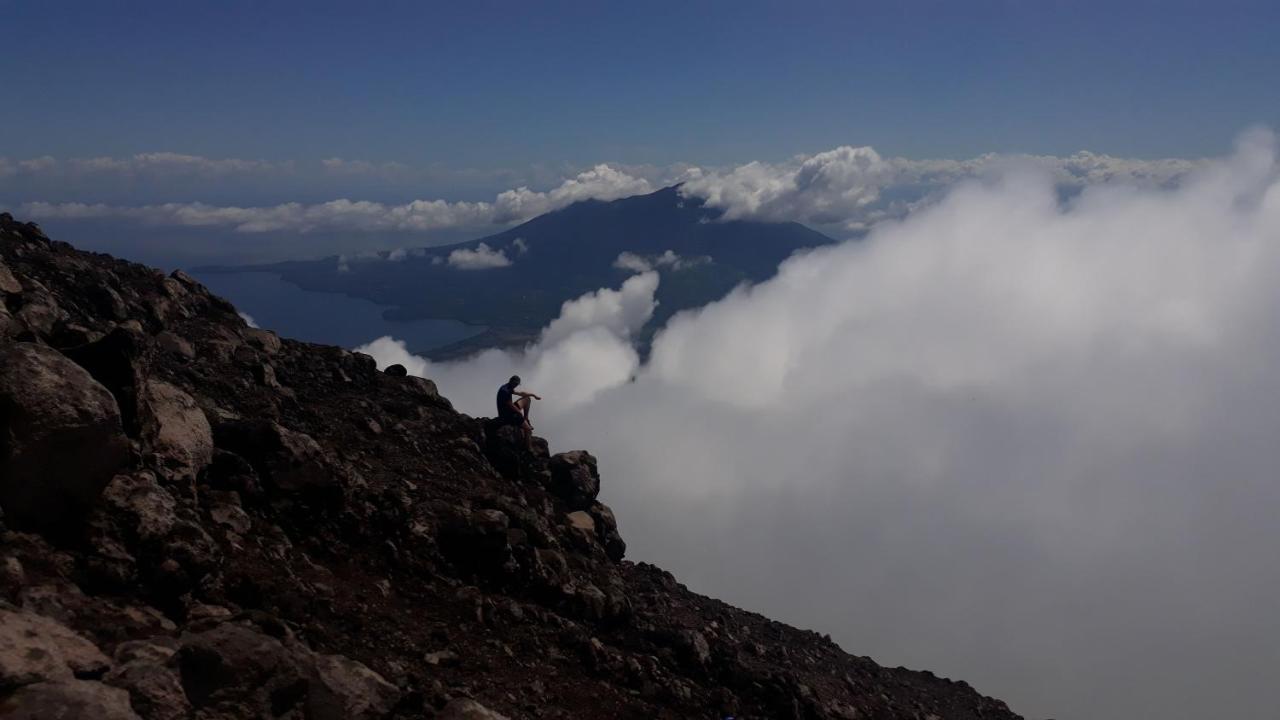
left=192, top=271, right=485, bottom=353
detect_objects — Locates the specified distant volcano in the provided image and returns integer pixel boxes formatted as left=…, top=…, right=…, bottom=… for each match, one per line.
left=197, top=186, right=835, bottom=357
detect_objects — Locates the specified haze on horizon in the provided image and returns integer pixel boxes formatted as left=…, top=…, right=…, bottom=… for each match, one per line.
left=5, top=2, right=1280, bottom=719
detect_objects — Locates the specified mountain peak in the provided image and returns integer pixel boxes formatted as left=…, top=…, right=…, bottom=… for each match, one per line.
left=217, top=187, right=836, bottom=357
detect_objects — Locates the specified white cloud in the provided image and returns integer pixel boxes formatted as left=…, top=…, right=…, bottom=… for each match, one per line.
left=539, top=271, right=660, bottom=346
left=613, top=252, right=653, bottom=273
left=490, top=164, right=653, bottom=223
left=320, top=157, right=410, bottom=177
left=677, top=146, right=1205, bottom=232
left=10, top=148, right=1205, bottom=238
left=614, top=250, right=710, bottom=273
left=447, top=242, right=511, bottom=270
left=238, top=312, right=258, bottom=328
left=356, top=270, right=659, bottom=410
left=653, top=249, right=709, bottom=270
left=352, top=130, right=1280, bottom=720
left=64, top=152, right=283, bottom=177
left=512, top=237, right=529, bottom=254
left=680, top=145, right=891, bottom=227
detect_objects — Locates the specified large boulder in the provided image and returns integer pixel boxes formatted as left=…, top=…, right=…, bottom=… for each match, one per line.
left=100, top=472, right=178, bottom=542
left=142, top=380, right=213, bottom=480
left=481, top=420, right=549, bottom=482
left=306, top=653, right=401, bottom=720
left=0, top=342, right=130, bottom=530
left=440, top=508, right=512, bottom=574
left=589, top=502, right=627, bottom=562
left=175, top=620, right=398, bottom=719
left=548, top=451, right=601, bottom=510
left=175, top=621, right=303, bottom=709
left=212, top=419, right=339, bottom=493
left=0, top=680, right=141, bottom=719
left=243, top=327, right=282, bottom=355
left=104, top=641, right=189, bottom=720
left=13, top=290, right=68, bottom=339
left=0, top=607, right=111, bottom=687
left=62, top=325, right=150, bottom=437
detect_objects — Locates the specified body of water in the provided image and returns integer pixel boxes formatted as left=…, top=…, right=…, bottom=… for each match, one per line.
left=192, top=271, right=485, bottom=353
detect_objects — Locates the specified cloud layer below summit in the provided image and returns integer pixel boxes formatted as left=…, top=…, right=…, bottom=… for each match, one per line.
left=356, top=130, right=1280, bottom=720
left=6, top=146, right=1203, bottom=239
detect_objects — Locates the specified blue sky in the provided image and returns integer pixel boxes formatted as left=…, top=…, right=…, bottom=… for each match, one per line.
left=6, top=0, right=1278, bottom=169
left=2, top=0, right=1277, bottom=267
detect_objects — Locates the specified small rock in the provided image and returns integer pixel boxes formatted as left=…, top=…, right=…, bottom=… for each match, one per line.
left=155, top=331, right=196, bottom=360
left=437, top=698, right=512, bottom=719
left=101, top=472, right=178, bottom=541
left=209, top=502, right=253, bottom=534
left=424, top=650, right=460, bottom=667
left=244, top=327, right=282, bottom=355
left=0, top=260, right=22, bottom=294
left=566, top=511, right=595, bottom=532
left=0, top=556, right=25, bottom=593
left=384, top=364, right=408, bottom=377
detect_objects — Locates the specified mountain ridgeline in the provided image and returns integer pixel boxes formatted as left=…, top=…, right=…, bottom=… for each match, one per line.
left=206, top=186, right=835, bottom=356
left=0, top=214, right=1022, bottom=719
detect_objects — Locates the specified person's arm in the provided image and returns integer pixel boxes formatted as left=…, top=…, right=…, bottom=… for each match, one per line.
left=515, top=390, right=542, bottom=400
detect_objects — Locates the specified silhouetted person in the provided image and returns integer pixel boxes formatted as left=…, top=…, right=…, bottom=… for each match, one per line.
left=497, top=375, right=540, bottom=448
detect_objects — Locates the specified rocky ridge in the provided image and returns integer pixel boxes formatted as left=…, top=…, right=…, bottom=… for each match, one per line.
left=0, top=213, right=1023, bottom=719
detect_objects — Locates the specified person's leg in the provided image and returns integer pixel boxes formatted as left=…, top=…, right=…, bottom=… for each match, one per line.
left=516, top=395, right=532, bottom=420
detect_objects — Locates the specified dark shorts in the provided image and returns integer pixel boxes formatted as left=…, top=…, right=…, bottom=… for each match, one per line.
left=499, top=410, right=525, bottom=427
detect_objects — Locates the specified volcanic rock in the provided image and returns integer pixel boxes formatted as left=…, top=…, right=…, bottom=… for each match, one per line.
left=0, top=214, right=1024, bottom=720
left=0, top=342, right=130, bottom=530
left=548, top=450, right=601, bottom=510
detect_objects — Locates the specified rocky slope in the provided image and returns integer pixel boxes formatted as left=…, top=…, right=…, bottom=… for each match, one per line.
left=0, top=213, right=1023, bottom=719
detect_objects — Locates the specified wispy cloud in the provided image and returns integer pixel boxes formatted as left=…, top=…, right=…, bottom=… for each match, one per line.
left=614, top=250, right=710, bottom=273
left=11, top=148, right=1203, bottom=236
left=18, top=163, right=652, bottom=233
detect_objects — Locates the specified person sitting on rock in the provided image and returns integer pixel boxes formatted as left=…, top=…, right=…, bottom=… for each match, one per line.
left=497, top=375, right=540, bottom=447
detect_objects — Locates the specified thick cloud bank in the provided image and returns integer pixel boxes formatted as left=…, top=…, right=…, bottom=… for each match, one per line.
left=680, top=145, right=1201, bottom=231
left=356, top=130, right=1280, bottom=720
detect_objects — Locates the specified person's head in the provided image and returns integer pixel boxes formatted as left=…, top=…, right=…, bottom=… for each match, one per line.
left=508, top=375, right=521, bottom=388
